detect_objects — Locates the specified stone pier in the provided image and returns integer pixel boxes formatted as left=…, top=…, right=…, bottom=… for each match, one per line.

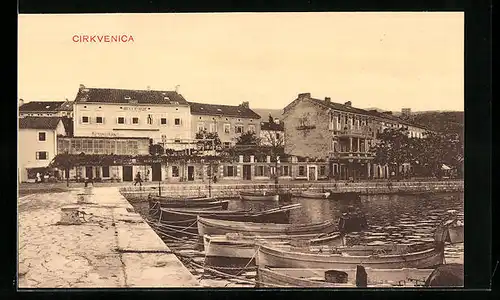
left=18, top=187, right=199, bottom=288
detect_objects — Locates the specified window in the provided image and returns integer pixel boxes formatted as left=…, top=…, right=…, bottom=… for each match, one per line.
left=174, top=139, right=181, bottom=143
left=147, top=114, right=153, bottom=125
left=96, top=116, right=103, bottom=124
left=102, top=166, right=110, bottom=178
left=172, top=166, right=179, bottom=177
left=248, top=124, right=255, bottom=133
left=38, top=132, right=46, bottom=141
left=132, top=117, right=139, bottom=124
left=209, top=123, right=217, bottom=133
left=224, top=124, right=231, bottom=134
left=36, top=151, right=48, bottom=160
left=197, top=123, right=205, bottom=132
left=117, top=117, right=125, bottom=124
left=226, top=166, right=236, bottom=177
left=82, top=116, right=89, bottom=123
left=255, top=166, right=265, bottom=176
left=223, top=142, right=231, bottom=148
left=319, top=166, right=326, bottom=176
left=276, top=133, right=281, bottom=140
left=298, top=166, right=306, bottom=176
left=235, top=125, right=244, bottom=134
left=160, top=118, right=167, bottom=125
left=282, top=166, right=289, bottom=176
left=174, top=118, right=181, bottom=126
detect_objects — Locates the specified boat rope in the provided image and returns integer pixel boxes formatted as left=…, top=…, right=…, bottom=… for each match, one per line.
left=145, top=219, right=200, bottom=237
left=227, top=245, right=261, bottom=283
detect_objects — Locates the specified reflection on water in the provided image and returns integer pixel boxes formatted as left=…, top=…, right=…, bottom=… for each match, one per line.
left=130, top=192, right=464, bottom=286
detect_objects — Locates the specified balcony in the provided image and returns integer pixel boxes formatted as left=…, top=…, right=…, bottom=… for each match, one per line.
left=329, top=125, right=373, bottom=138
left=328, top=151, right=374, bottom=161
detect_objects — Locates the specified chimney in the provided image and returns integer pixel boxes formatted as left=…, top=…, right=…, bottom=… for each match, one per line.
left=19, top=99, right=24, bottom=107
left=344, top=101, right=352, bottom=107
left=79, top=84, right=85, bottom=90
left=325, top=97, right=331, bottom=103
left=241, top=101, right=249, bottom=108
left=298, top=93, right=311, bottom=99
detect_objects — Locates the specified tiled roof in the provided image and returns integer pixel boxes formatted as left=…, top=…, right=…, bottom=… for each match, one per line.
left=74, top=87, right=189, bottom=105
left=188, top=102, right=261, bottom=119
left=261, top=121, right=284, bottom=131
left=19, top=101, right=66, bottom=112
left=56, top=101, right=74, bottom=111
left=19, top=117, right=62, bottom=130
left=308, top=97, right=428, bottom=130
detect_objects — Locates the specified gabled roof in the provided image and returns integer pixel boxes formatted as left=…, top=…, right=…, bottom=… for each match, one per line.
left=188, top=102, right=261, bottom=119
left=60, top=117, right=74, bottom=137
left=19, top=117, right=62, bottom=130
left=261, top=121, right=284, bottom=131
left=19, top=101, right=66, bottom=112
left=292, top=94, right=428, bottom=131
left=74, top=87, right=189, bottom=105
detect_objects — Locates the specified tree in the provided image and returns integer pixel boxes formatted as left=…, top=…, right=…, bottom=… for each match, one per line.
left=195, top=130, right=222, bottom=152
left=149, top=143, right=165, bottom=156
left=260, top=128, right=285, bottom=189
left=235, top=131, right=261, bottom=146
left=268, top=113, right=274, bottom=124
left=49, top=151, right=80, bottom=187
left=370, top=127, right=413, bottom=179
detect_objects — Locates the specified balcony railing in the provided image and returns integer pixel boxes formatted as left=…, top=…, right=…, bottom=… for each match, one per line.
left=330, top=125, right=373, bottom=138
left=329, top=151, right=374, bottom=160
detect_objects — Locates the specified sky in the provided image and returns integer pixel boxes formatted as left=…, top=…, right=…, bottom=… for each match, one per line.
left=18, top=13, right=464, bottom=112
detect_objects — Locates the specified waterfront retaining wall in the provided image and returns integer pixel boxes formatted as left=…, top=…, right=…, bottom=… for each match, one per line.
left=119, top=180, right=464, bottom=199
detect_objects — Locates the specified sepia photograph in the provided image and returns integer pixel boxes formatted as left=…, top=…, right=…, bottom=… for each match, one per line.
left=17, top=12, right=465, bottom=289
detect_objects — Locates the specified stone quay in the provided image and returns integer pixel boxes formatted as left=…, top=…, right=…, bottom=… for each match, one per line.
left=18, top=186, right=200, bottom=288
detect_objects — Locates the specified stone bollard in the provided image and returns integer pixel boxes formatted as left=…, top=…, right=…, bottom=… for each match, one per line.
left=59, top=206, right=83, bottom=225
left=77, top=193, right=95, bottom=204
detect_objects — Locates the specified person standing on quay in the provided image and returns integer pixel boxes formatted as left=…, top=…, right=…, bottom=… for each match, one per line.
left=134, top=171, right=143, bottom=187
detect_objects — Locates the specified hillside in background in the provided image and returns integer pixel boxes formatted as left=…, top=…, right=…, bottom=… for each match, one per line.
left=252, top=108, right=284, bottom=121
left=402, top=111, right=464, bottom=135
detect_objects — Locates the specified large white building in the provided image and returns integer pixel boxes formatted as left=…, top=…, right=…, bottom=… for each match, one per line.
left=18, top=117, right=67, bottom=182
left=73, top=85, right=192, bottom=147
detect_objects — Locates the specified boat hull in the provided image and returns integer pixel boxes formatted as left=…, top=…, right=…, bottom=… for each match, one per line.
left=204, top=233, right=345, bottom=259
left=197, top=217, right=337, bottom=238
left=159, top=205, right=299, bottom=224
left=149, top=199, right=229, bottom=210
left=300, top=191, right=331, bottom=199
left=239, top=193, right=279, bottom=201
left=447, top=226, right=464, bottom=244
left=256, top=243, right=445, bottom=270
left=257, top=267, right=434, bottom=288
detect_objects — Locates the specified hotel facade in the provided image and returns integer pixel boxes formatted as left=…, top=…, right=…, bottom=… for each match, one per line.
left=283, top=93, right=428, bottom=180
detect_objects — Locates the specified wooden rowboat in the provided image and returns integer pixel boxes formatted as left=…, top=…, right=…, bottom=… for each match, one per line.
left=203, top=232, right=346, bottom=260
left=239, top=191, right=279, bottom=201
left=159, top=203, right=301, bottom=224
left=255, top=242, right=445, bottom=270
left=300, top=190, right=331, bottom=199
left=149, top=199, right=229, bottom=210
left=197, top=216, right=337, bottom=237
left=434, top=219, right=464, bottom=244
left=256, top=267, right=434, bottom=288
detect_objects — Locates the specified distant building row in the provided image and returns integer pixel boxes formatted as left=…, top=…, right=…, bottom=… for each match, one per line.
left=18, top=85, right=427, bottom=183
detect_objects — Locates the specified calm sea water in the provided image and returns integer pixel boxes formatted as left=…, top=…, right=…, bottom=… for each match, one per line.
left=129, top=192, right=464, bottom=287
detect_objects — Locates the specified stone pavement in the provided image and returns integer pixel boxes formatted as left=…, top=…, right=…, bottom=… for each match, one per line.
left=18, top=187, right=200, bottom=288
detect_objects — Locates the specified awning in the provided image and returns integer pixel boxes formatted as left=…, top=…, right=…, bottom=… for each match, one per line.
left=23, top=161, right=50, bottom=169
left=442, top=164, right=452, bottom=170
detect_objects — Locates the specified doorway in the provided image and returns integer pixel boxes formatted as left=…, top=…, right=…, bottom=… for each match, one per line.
left=152, top=163, right=162, bottom=181
left=243, top=165, right=252, bottom=180
left=122, top=166, right=133, bottom=182
left=85, top=166, right=93, bottom=179
left=308, top=166, right=317, bottom=181
left=187, top=166, right=195, bottom=181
